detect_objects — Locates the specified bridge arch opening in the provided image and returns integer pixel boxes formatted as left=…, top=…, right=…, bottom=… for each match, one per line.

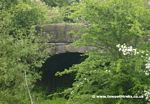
left=37, top=52, right=87, bottom=93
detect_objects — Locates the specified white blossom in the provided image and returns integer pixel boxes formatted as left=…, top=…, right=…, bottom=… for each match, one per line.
left=116, top=44, right=150, bottom=76
left=145, top=71, right=150, bottom=76
left=105, top=70, right=111, bottom=73
left=116, top=44, right=137, bottom=55
left=144, top=89, right=150, bottom=102
left=84, top=78, right=87, bottom=80
left=145, top=63, right=150, bottom=69
left=145, top=57, right=150, bottom=76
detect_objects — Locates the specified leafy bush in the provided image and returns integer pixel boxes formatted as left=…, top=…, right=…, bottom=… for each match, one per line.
left=42, top=0, right=79, bottom=7
left=47, top=7, right=64, bottom=23
left=0, top=1, right=49, bottom=103
left=38, top=97, right=67, bottom=104
left=60, top=0, right=150, bottom=104
left=10, top=1, right=48, bottom=33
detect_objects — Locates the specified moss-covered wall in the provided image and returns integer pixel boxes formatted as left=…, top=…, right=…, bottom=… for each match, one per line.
left=36, top=23, right=91, bottom=54
left=38, top=23, right=84, bottom=43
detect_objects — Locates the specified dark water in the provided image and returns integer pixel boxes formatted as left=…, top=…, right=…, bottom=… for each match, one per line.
left=37, top=52, right=87, bottom=93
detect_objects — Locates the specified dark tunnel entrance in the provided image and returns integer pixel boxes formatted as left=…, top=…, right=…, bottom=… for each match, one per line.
left=37, top=52, right=87, bottom=93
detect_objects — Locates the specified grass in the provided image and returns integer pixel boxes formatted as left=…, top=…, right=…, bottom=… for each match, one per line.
left=39, top=97, right=67, bottom=104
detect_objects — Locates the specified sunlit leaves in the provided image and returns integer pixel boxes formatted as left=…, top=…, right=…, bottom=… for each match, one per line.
left=65, top=0, right=150, bottom=104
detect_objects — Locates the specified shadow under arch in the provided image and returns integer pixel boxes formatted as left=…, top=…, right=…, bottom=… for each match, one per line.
left=37, top=52, right=87, bottom=93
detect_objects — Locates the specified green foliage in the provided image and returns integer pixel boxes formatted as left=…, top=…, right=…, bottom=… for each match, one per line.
left=38, top=97, right=67, bottom=104
left=0, top=0, right=49, bottom=103
left=47, top=7, right=64, bottom=23
left=12, top=2, right=48, bottom=29
left=42, top=0, right=79, bottom=7
left=0, top=0, right=19, bottom=9
left=60, top=0, right=150, bottom=104
left=1, top=0, right=150, bottom=104
left=8, top=1, right=49, bottom=36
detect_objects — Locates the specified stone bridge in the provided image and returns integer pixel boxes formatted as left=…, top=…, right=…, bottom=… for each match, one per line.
left=38, top=23, right=92, bottom=54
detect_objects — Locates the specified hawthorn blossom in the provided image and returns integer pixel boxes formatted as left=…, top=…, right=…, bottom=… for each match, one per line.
left=144, top=89, right=150, bottom=102
left=116, top=44, right=150, bottom=76
left=145, top=63, right=150, bottom=69
left=145, top=57, right=150, bottom=76
left=116, top=44, right=137, bottom=55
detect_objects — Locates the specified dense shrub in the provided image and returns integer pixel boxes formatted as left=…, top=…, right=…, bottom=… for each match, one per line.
left=0, top=0, right=49, bottom=103
left=60, top=0, right=150, bottom=104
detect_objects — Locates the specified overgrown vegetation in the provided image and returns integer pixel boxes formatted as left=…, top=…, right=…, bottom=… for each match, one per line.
left=0, top=0, right=49, bottom=103
left=0, top=0, right=150, bottom=104
left=59, top=0, right=150, bottom=104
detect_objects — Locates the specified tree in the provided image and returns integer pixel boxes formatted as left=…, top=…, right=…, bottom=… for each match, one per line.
left=0, top=1, right=49, bottom=103
left=60, top=0, right=150, bottom=104
left=42, top=0, right=80, bottom=7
